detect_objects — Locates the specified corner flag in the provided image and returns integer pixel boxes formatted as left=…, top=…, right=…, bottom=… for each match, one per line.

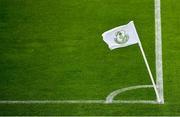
left=102, top=21, right=139, bottom=50
left=102, top=21, right=161, bottom=103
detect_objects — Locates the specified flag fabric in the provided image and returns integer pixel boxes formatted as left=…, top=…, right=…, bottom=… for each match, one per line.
left=102, top=21, right=140, bottom=50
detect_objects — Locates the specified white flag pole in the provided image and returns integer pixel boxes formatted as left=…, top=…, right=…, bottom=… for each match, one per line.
left=138, top=41, right=161, bottom=102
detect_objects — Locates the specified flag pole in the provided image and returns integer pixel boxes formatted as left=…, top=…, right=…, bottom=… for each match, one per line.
left=138, top=41, right=161, bottom=102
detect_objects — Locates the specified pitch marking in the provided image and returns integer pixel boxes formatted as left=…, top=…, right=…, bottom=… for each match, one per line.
left=0, top=100, right=157, bottom=104
left=155, top=0, right=164, bottom=104
left=105, top=85, right=153, bottom=103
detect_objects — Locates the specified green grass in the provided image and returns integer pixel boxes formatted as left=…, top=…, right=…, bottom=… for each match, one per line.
left=0, top=0, right=180, bottom=115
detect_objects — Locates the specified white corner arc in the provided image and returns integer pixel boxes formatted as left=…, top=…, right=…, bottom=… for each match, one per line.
left=106, top=85, right=153, bottom=103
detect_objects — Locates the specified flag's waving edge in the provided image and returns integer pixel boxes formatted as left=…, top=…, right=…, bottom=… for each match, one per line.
left=102, top=21, right=140, bottom=50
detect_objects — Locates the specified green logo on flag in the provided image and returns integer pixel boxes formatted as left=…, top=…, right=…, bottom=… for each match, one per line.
left=114, top=30, right=129, bottom=44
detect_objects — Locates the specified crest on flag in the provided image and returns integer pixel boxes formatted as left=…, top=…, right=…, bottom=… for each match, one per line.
left=114, top=30, right=129, bottom=44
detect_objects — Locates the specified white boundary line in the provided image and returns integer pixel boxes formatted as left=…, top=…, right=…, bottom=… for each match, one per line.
left=155, top=0, right=164, bottom=104
left=106, top=85, right=153, bottom=103
left=112, top=100, right=158, bottom=104
left=0, top=100, right=104, bottom=104
left=0, top=100, right=158, bottom=104
left=0, top=85, right=156, bottom=104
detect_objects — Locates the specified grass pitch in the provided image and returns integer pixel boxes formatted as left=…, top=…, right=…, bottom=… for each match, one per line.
left=0, top=0, right=180, bottom=116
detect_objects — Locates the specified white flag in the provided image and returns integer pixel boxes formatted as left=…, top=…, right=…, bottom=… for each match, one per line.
left=102, top=21, right=140, bottom=50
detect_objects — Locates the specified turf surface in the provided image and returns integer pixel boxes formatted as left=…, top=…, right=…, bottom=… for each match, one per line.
left=0, top=0, right=180, bottom=115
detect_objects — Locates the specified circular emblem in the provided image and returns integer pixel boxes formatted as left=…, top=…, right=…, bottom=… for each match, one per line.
left=114, top=30, right=129, bottom=44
